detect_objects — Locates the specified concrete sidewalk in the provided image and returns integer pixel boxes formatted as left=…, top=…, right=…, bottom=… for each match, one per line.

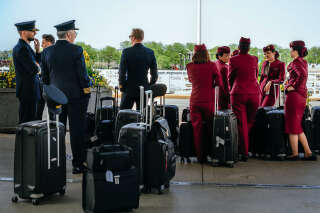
left=1, top=132, right=320, bottom=213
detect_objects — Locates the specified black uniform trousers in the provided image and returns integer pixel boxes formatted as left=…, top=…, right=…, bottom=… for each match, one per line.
left=120, top=92, right=143, bottom=110
left=36, top=82, right=45, bottom=120
left=18, top=98, right=38, bottom=124
left=60, top=94, right=90, bottom=167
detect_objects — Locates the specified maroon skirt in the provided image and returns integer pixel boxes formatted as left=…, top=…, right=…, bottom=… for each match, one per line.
left=284, top=91, right=306, bottom=134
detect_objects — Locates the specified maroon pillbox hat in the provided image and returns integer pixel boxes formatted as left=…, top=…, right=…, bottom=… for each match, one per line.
left=290, top=40, right=305, bottom=48
left=217, top=46, right=231, bottom=54
left=239, top=37, right=251, bottom=44
left=263, top=44, right=275, bottom=52
left=194, top=44, right=207, bottom=53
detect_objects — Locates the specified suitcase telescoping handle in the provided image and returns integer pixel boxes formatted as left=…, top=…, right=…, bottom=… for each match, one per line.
left=46, top=106, right=60, bottom=170
left=159, top=94, right=166, bottom=118
left=139, top=86, right=144, bottom=119
left=145, top=90, right=153, bottom=130
left=273, top=82, right=284, bottom=108
left=214, top=86, right=219, bottom=115
left=115, top=86, right=119, bottom=109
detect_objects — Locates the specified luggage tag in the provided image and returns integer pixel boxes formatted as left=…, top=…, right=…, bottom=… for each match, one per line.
left=114, top=175, right=120, bottom=185
left=105, top=170, right=114, bottom=183
left=216, top=136, right=225, bottom=147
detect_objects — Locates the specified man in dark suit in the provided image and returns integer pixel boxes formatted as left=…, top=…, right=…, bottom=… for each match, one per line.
left=36, top=34, right=56, bottom=120
left=118, top=28, right=158, bottom=109
left=12, top=20, right=41, bottom=124
left=41, top=20, right=91, bottom=174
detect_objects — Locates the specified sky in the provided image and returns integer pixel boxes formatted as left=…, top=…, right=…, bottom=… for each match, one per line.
left=0, top=0, right=320, bottom=50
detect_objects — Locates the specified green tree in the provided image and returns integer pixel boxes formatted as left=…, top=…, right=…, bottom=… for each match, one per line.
left=76, top=42, right=98, bottom=61
left=100, top=46, right=121, bottom=69
left=120, top=41, right=131, bottom=50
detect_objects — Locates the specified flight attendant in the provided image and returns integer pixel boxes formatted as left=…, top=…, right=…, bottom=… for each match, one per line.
left=285, top=40, right=317, bottom=161
left=259, top=45, right=285, bottom=107
left=228, top=37, right=260, bottom=161
left=215, top=46, right=231, bottom=110
left=187, top=44, right=222, bottom=163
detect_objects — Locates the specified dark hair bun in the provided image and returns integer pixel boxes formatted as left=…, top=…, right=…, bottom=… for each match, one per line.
left=302, top=47, right=308, bottom=57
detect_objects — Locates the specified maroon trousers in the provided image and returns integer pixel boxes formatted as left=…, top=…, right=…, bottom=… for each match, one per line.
left=231, top=94, right=260, bottom=156
left=285, top=91, right=306, bottom=134
left=190, top=102, right=214, bottom=160
left=260, top=94, right=276, bottom=107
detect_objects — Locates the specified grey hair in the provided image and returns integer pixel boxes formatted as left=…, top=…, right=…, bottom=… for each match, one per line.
left=57, top=30, right=69, bottom=39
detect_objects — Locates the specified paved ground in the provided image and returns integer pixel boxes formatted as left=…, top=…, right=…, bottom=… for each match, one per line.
left=1, top=132, right=320, bottom=213
left=0, top=100, right=320, bottom=213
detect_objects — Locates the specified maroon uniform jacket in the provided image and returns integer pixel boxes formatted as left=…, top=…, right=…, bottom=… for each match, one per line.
left=187, top=61, right=222, bottom=104
left=215, top=60, right=230, bottom=109
left=259, top=59, right=286, bottom=97
left=228, top=53, right=260, bottom=95
left=285, top=57, right=308, bottom=98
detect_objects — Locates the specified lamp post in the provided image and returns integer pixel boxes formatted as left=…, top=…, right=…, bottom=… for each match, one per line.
left=197, top=0, right=202, bottom=45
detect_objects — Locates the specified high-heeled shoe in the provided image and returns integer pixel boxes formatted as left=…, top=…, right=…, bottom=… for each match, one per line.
left=303, top=153, right=317, bottom=161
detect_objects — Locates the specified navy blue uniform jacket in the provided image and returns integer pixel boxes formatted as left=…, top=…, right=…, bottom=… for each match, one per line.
left=12, top=39, right=41, bottom=100
left=41, top=40, right=91, bottom=101
left=118, top=43, right=158, bottom=96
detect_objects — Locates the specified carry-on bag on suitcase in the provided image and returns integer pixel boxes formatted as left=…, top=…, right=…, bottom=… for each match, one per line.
left=82, top=168, right=139, bottom=213
left=211, top=86, right=239, bottom=168
left=144, top=90, right=176, bottom=194
left=86, top=144, right=133, bottom=172
left=12, top=85, right=67, bottom=205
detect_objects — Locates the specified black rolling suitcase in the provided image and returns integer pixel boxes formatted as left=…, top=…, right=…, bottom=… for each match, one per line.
left=118, top=123, right=148, bottom=186
left=311, top=106, right=320, bottom=153
left=262, top=83, right=287, bottom=160
left=12, top=85, right=67, bottom=205
left=83, top=144, right=139, bottom=213
left=115, top=86, right=144, bottom=142
left=250, top=106, right=277, bottom=158
left=265, top=109, right=287, bottom=160
left=297, top=106, right=314, bottom=154
left=156, top=104, right=179, bottom=144
left=144, top=90, right=176, bottom=194
left=211, top=87, right=238, bottom=168
left=95, top=96, right=117, bottom=145
left=182, top=107, right=191, bottom=122
left=95, top=86, right=119, bottom=122
left=178, top=121, right=196, bottom=163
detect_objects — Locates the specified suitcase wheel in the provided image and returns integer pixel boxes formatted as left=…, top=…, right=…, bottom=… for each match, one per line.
left=59, top=189, right=66, bottom=196
left=212, top=162, right=220, bottom=167
left=11, top=196, right=18, bottom=203
left=32, top=199, right=40, bottom=206
left=227, top=164, right=234, bottom=168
